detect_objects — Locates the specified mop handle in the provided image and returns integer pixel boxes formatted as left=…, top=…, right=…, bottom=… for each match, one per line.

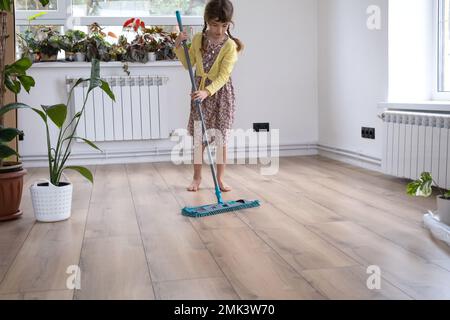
left=176, top=11, right=224, bottom=204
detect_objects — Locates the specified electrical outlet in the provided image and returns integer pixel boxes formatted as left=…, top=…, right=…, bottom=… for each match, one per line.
left=253, top=123, right=270, bottom=132
left=361, top=127, right=375, bottom=140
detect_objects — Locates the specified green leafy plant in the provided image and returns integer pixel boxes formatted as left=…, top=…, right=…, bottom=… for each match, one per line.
left=0, top=59, right=115, bottom=184
left=85, top=23, right=116, bottom=62
left=61, top=29, right=87, bottom=53
left=406, top=172, right=450, bottom=199
left=35, top=26, right=61, bottom=57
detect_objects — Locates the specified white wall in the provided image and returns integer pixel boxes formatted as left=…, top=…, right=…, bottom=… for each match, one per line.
left=17, top=0, right=320, bottom=166
left=233, top=0, right=318, bottom=145
left=318, top=0, right=389, bottom=162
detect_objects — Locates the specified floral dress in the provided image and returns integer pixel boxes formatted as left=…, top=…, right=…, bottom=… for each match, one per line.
left=187, top=34, right=236, bottom=146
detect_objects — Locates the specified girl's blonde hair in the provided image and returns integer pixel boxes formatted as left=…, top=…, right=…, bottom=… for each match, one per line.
left=201, top=0, right=244, bottom=54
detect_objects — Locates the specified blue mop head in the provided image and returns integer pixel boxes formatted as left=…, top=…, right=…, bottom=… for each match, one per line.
left=182, top=199, right=261, bottom=218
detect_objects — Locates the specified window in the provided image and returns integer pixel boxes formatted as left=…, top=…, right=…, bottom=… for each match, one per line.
left=15, top=0, right=206, bottom=26
left=437, top=0, right=450, bottom=97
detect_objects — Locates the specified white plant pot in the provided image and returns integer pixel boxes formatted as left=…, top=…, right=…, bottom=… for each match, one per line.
left=148, top=52, right=156, bottom=62
left=437, top=196, right=450, bottom=226
left=30, top=180, right=73, bottom=222
left=74, top=52, right=86, bottom=62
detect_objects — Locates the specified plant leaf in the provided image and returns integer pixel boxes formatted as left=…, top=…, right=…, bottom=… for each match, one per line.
left=41, top=104, right=67, bottom=128
left=4, top=76, right=21, bottom=94
left=27, top=11, right=48, bottom=22
left=18, top=75, right=35, bottom=93
left=63, top=166, right=94, bottom=183
left=0, top=127, right=23, bottom=142
left=0, top=103, right=46, bottom=122
left=88, top=59, right=101, bottom=91
left=0, top=0, right=11, bottom=12
left=39, top=0, right=49, bottom=7
left=12, top=57, right=32, bottom=72
left=0, top=144, right=18, bottom=159
left=406, top=171, right=433, bottom=197
left=80, top=138, right=101, bottom=151
left=100, top=80, right=115, bottom=101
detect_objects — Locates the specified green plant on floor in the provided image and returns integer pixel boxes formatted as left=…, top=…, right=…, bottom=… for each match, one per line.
left=0, top=59, right=115, bottom=185
left=406, top=172, right=450, bottom=199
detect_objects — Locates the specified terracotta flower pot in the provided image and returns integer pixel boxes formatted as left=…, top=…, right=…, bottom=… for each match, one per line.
left=0, top=163, right=27, bottom=221
left=40, top=53, right=58, bottom=61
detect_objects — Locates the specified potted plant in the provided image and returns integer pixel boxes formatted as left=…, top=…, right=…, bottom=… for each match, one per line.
left=1, top=0, right=44, bottom=221
left=0, top=59, right=115, bottom=222
left=407, top=172, right=450, bottom=226
left=74, top=37, right=87, bottom=62
left=123, top=18, right=149, bottom=63
left=156, top=28, right=177, bottom=61
left=61, top=29, right=87, bottom=61
left=35, top=26, right=61, bottom=61
left=17, top=12, right=48, bottom=62
left=85, top=23, right=116, bottom=62
left=144, top=33, right=160, bottom=62
left=17, top=29, right=40, bottom=62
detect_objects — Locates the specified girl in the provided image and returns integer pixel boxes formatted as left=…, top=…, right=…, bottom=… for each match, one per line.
left=174, top=0, right=243, bottom=192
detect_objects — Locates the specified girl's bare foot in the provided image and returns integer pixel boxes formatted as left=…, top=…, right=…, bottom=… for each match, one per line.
left=218, top=180, right=232, bottom=192
left=187, top=179, right=201, bottom=192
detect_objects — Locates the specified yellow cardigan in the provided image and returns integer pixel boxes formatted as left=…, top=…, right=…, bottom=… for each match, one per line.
left=174, top=32, right=238, bottom=96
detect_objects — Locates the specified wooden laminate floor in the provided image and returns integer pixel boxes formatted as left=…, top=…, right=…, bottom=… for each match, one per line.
left=0, top=155, right=449, bottom=300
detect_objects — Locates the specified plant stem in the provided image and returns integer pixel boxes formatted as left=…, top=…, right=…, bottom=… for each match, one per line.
left=53, top=87, right=77, bottom=183
left=56, top=90, right=90, bottom=181
left=0, top=11, right=8, bottom=169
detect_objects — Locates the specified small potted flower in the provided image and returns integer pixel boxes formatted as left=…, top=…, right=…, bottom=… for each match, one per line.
left=61, top=29, right=87, bottom=61
left=85, top=23, right=116, bottom=62
left=407, top=172, right=450, bottom=226
left=35, top=26, right=61, bottom=61
left=123, top=18, right=149, bottom=62
left=17, top=30, right=40, bottom=62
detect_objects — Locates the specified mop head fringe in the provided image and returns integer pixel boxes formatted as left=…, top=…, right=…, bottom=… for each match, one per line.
left=182, top=199, right=260, bottom=218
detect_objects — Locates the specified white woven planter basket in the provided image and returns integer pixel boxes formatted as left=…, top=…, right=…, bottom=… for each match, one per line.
left=30, top=179, right=73, bottom=222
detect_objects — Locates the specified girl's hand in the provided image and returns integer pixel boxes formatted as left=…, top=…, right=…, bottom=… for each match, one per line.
left=175, top=31, right=188, bottom=48
left=191, top=90, right=210, bottom=102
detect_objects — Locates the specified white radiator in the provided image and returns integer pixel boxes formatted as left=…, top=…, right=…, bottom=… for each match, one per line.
left=382, top=110, right=450, bottom=189
left=67, top=76, right=169, bottom=142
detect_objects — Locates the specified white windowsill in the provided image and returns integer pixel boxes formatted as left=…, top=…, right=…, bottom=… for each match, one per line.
left=378, top=101, right=450, bottom=112
left=30, top=60, right=183, bottom=69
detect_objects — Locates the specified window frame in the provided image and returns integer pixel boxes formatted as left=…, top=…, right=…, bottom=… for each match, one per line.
left=434, top=0, right=450, bottom=99
left=15, top=0, right=204, bottom=27
left=15, top=0, right=68, bottom=21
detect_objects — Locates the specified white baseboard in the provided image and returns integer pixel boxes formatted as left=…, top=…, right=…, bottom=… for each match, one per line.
left=21, top=143, right=319, bottom=168
left=21, top=142, right=382, bottom=174
left=317, top=144, right=382, bottom=173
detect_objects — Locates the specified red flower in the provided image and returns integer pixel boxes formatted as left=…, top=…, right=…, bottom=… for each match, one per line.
left=140, top=20, right=145, bottom=29
left=134, top=19, right=141, bottom=31
left=123, top=17, right=135, bottom=28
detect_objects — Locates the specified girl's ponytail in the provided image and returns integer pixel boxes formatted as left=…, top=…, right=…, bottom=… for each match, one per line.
left=227, top=25, right=243, bottom=52
left=201, top=21, right=208, bottom=54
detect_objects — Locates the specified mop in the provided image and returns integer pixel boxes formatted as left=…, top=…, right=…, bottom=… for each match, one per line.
left=176, top=11, right=260, bottom=218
